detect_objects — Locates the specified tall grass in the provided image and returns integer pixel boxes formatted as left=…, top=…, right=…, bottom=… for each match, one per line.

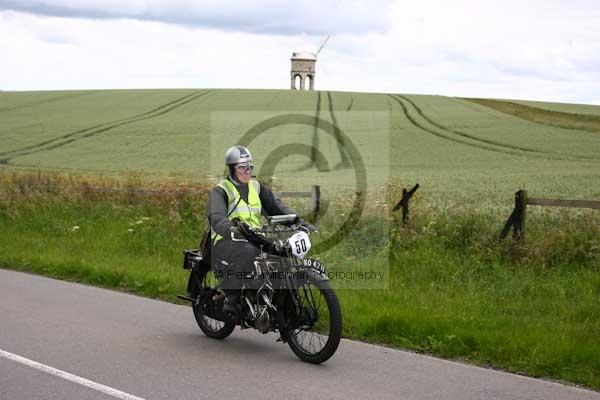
left=0, top=171, right=599, bottom=389
left=466, top=98, right=600, bottom=133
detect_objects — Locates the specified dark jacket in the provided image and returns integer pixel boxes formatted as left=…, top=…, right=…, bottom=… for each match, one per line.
left=206, top=176, right=295, bottom=239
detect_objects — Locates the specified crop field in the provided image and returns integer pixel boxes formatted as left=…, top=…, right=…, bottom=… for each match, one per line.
left=1, top=89, right=599, bottom=204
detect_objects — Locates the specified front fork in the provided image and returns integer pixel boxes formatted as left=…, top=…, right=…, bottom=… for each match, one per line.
left=277, top=266, right=328, bottom=334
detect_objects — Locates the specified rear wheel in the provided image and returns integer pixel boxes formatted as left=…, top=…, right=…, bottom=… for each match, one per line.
left=191, top=270, right=235, bottom=339
left=282, top=279, right=342, bottom=364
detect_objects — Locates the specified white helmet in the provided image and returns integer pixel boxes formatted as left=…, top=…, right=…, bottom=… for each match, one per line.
left=225, top=146, right=252, bottom=165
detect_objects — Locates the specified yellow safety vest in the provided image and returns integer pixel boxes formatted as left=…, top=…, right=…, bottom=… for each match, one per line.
left=211, top=179, right=262, bottom=245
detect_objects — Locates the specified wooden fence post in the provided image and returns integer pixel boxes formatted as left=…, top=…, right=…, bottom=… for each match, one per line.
left=401, top=188, right=409, bottom=224
left=513, top=189, right=527, bottom=241
left=392, top=183, right=419, bottom=224
left=310, top=185, right=321, bottom=222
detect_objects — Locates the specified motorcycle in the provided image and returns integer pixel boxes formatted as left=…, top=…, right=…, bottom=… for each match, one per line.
left=178, top=214, right=342, bottom=364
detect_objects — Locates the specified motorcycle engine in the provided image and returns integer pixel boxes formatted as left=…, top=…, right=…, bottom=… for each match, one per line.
left=255, top=305, right=270, bottom=334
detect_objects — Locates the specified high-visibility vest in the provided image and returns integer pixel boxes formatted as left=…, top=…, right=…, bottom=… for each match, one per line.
left=211, top=178, right=262, bottom=245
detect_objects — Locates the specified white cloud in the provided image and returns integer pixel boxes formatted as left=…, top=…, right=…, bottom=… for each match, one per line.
left=0, top=0, right=393, bottom=35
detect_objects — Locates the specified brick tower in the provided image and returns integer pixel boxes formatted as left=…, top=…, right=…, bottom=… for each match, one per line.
left=290, top=52, right=316, bottom=90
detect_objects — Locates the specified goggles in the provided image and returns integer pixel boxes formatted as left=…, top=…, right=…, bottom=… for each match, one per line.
left=235, top=163, right=255, bottom=173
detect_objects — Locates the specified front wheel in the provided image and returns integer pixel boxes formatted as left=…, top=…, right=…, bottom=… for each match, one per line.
left=281, top=280, right=342, bottom=364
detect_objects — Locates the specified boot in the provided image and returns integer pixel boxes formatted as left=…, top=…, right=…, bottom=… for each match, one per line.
left=222, top=293, right=240, bottom=316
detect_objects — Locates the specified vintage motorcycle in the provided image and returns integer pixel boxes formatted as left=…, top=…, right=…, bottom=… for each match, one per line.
left=179, top=214, right=342, bottom=364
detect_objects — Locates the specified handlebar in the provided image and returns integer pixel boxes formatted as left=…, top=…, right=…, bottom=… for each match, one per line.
left=267, top=214, right=298, bottom=225
left=231, top=217, right=317, bottom=256
left=232, top=216, right=317, bottom=250
left=254, top=222, right=316, bottom=234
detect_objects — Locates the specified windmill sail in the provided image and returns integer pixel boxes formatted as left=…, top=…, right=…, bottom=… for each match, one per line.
left=316, top=35, right=330, bottom=56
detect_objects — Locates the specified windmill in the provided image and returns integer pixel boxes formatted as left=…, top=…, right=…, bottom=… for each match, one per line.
left=290, top=35, right=330, bottom=91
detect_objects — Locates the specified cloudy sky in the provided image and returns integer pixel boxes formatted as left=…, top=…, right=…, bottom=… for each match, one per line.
left=1, top=0, right=599, bottom=104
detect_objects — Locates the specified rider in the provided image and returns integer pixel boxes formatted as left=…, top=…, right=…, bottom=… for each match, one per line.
left=206, top=145, right=309, bottom=315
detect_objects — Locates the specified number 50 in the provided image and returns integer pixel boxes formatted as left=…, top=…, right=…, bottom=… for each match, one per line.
left=295, top=239, right=307, bottom=253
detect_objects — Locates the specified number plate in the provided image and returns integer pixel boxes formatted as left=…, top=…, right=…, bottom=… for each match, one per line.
left=302, top=258, right=326, bottom=273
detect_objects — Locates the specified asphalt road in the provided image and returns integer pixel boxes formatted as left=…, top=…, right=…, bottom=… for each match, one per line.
left=0, top=268, right=598, bottom=400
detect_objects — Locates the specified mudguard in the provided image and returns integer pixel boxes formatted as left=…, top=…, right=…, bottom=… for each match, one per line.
left=186, top=269, right=205, bottom=297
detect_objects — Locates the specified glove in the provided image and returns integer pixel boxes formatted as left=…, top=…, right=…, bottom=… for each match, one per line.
left=294, top=217, right=317, bottom=232
left=229, top=226, right=247, bottom=241
left=229, top=218, right=246, bottom=236
left=236, top=221, right=277, bottom=252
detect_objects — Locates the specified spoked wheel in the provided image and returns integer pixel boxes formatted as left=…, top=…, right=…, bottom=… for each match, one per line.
left=191, top=270, right=235, bottom=339
left=282, top=280, right=342, bottom=364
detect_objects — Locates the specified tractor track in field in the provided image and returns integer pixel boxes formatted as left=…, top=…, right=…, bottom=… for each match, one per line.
left=388, top=94, right=600, bottom=162
left=299, top=91, right=322, bottom=170
left=304, top=91, right=322, bottom=169
left=0, top=90, right=210, bottom=162
left=388, top=94, right=522, bottom=156
left=396, top=95, right=555, bottom=154
left=327, top=91, right=351, bottom=168
left=0, top=90, right=204, bottom=156
left=0, top=91, right=97, bottom=113
left=346, top=97, right=354, bottom=111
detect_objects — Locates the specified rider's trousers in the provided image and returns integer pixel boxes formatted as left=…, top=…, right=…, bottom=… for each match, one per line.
left=212, top=238, right=260, bottom=292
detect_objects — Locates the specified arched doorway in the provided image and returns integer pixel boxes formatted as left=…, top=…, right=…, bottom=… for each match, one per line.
left=294, top=74, right=302, bottom=90
left=305, top=75, right=313, bottom=90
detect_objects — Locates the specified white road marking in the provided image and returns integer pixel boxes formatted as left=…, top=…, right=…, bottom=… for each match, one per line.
left=0, top=348, right=146, bottom=400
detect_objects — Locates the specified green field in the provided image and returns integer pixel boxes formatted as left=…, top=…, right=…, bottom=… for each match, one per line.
left=1, top=89, right=599, bottom=202
left=1, top=89, right=599, bottom=389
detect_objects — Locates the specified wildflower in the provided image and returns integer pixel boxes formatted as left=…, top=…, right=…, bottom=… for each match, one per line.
left=71, top=226, right=80, bottom=232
